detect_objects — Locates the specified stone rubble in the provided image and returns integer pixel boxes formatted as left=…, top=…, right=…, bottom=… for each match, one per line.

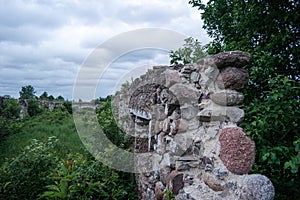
left=113, top=51, right=275, bottom=200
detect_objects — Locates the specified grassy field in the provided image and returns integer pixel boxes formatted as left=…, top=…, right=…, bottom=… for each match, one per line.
left=0, top=107, right=137, bottom=199
left=0, top=109, right=85, bottom=165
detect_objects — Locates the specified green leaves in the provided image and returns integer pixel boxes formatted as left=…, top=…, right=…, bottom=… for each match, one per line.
left=284, top=138, right=300, bottom=174
left=188, top=1, right=300, bottom=198
left=0, top=136, right=137, bottom=200
left=241, top=74, right=300, bottom=199
left=0, top=97, right=20, bottom=119
left=0, top=103, right=138, bottom=199
left=19, top=85, right=36, bottom=99
left=190, top=0, right=300, bottom=78
left=163, top=189, right=175, bottom=200
left=170, top=37, right=207, bottom=64
left=96, top=96, right=133, bottom=149
left=0, top=137, right=58, bottom=199
left=40, top=153, right=102, bottom=199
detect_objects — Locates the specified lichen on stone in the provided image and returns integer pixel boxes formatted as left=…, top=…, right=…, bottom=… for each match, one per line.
left=240, top=174, right=275, bottom=200
left=217, top=67, right=249, bottom=90
left=219, top=127, right=255, bottom=175
left=212, top=51, right=252, bottom=69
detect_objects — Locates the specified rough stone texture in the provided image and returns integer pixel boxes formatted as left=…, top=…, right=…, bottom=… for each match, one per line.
left=169, top=83, right=200, bottom=105
left=203, top=173, right=224, bottom=191
left=198, top=106, right=245, bottom=123
left=175, top=190, right=195, bottom=200
left=210, top=90, right=244, bottom=106
left=146, top=188, right=156, bottom=200
left=240, top=174, right=275, bottom=200
left=213, top=51, right=252, bottom=69
left=166, top=171, right=184, bottom=195
left=219, top=127, right=255, bottom=175
left=129, top=83, right=179, bottom=114
left=19, top=99, right=67, bottom=118
left=217, top=67, right=249, bottom=90
left=163, top=69, right=182, bottom=88
left=154, top=181, right=165, bottom=200
left=113, top=51, right=274, bottom=200
left=190, top=71, right=201, bottom=83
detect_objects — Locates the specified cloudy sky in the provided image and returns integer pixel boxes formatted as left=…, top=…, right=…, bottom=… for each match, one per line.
left=0, top=0, right=210, bottom=100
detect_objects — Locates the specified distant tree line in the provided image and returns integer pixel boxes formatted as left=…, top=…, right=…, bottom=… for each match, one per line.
left=19, top=85, right=65, bottom=101
left=0, top=85, right=73, bottom=139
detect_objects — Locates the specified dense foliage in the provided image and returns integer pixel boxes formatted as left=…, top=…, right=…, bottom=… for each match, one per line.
left=96, top=95, right=133, bottom=149
left=0, top=97, right=21, bottom=139
left=0, top=137, right=136, bottom=200
left=172, top=1, right=299, bottom=199
left=189, top=0, right=299, bottom=81
left=0, top=88, right=137, bottom=199
left=19, top=85, right=36, bottom=99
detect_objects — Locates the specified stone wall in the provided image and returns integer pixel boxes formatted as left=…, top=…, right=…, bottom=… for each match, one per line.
left=113, top=51, right=275, bottom=200
left=19, top=100, right=98, bottom=118
left=19, top=99, right=65, bottom=118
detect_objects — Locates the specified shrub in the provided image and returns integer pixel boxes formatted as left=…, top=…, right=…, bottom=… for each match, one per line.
left=40, top=153, right=137, bottom=200
left=0, top=137, right=58, bottom=199
left=0, top=136, right=137, bottom=200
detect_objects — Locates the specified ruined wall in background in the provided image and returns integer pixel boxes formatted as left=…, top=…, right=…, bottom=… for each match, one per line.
left=113, top=51, right=275, bottom=200
left=19, top=100, right=65, bottom=118
left=19, top=100, right=98, bottom=118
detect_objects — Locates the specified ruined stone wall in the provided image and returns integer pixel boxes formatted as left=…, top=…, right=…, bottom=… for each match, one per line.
left=19, top=100, right=65, bottom=118
left=113, top=51, right=275, bottom=200
left=19, top=100, right=98, bottom=118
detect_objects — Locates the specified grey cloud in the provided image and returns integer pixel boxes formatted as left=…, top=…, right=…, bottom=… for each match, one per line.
left=94, top=49, right=170, bottom=97
left=0, top=1, right=67, bottom=28
left=116, top=2, right=186, bottom=25
left=0, top=25, right=53, bottom=44
left=0, top=1, right=105, bottom=44
left=113, top=49, right=169, bottom=64
left=0, top=0, right=211, bottom=100
left=0, top=42, right=48, bottom=66
left=0, top=58, right=79, bottom=99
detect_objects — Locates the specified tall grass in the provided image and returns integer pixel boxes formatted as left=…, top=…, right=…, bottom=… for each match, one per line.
left=0, top=109, right=85, bottom=164
left=0, top=103, right=138, bottom=199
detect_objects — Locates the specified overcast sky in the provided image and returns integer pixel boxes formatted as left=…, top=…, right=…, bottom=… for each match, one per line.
left=0, top=0, right=210, bottom=100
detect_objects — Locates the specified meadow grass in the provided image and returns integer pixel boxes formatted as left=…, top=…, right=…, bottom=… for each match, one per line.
left=0, top=109, right=86, bottom=164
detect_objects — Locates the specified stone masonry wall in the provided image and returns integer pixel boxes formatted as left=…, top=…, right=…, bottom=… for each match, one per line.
left=113, top=51, right=275, bottom=200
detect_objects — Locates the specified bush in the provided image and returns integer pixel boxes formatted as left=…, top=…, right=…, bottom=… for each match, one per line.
left=0, top=137, right=58, bottom=199
left=0, top=136, right=137, bottom=200
left=241, top=75, right=300, bottom=198
left=40, top=153, right=137, bottom=200
left=0, top=117, right=22, bottom=139
left=27, top=98, right=43, bottom=117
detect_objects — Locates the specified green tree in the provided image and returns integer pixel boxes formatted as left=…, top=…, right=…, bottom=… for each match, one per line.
left=170, top=37, right=207, bottom=64
left=39, top=91, right=48, bottom=100
left=0, top=97, right=21, bottom=139
left=189, top=0, right=299, bottom=83
left=56, top=95, right=65, bottom=101
left=187, top=1, right=300, bottom=199
left=48, top=95, right=55, bottom=101
left=63, top=101, right=73, bottom=114
left=19, top=85, right=36, bottom=99
left=0, top=97, right=138, bottom=199
left=27, top=99, right=42, bottom=117
left=96, top=95, right=132, bottom=148
left=0, top=97, right=20, bottom=119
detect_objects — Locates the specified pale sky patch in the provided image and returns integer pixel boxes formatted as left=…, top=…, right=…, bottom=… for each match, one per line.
left=0, top=0, right=211, bottom=100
